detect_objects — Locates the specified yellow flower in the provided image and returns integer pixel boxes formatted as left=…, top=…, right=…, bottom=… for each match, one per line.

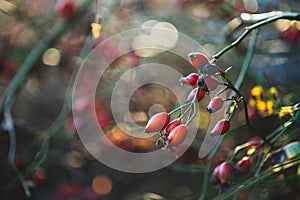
left=278, top=106, right=294, bottom=118
left=266, top=100, right=274, bottom=115
left=251, top=85, right=263, bottom=99
left=91, top=23, right=102, bottom=39
left=256, top=100, right=266, bottom=112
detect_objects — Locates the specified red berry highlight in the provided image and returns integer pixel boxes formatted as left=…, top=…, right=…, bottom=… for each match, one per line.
left=186, top=88, right=206, bottom=102
left=218, top=162, right=233, bottom=183
left=164, top=119, right=181, bottom=134
left=188, top=52, right=209, bottom=70
left=57, top=0, right=75, bottom=19
left=210, top=119, right=230, bottom=135
left=145, top=112, right=170, bottom=133
left=235, top=156, right=251, bottom=174
left=207, top=96, right=223, bottom=113
left=168, top=124, right=188, bottom=147
left=180, top=73, right=199, bottom=86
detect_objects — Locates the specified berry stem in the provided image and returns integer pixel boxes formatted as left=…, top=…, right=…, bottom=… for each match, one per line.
left=212, top=12, right=300, bottom=60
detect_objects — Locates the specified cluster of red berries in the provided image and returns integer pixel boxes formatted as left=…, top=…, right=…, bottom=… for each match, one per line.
left=211, top=137, right=267, bottom=185
left=145, top=52, right=232, bottom=149
left=211, top=157, right=252, bottom=184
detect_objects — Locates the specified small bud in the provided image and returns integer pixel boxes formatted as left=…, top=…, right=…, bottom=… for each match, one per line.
left=207, top=97, right=223, bottom=113
left=186, top=88, right=206, bottom=102
left=218, top=162, right=233, bottom=183
left=145, top=112, right=170, bottom=133
left=235, top=156, right=251, bottom=174
left=168, top=124, right=188, bottom=147
left=164, top=119, right=181, bottom=134
left=180, top=73, right=199, bottom=86
left=188, top=52, right=209, bottom=70
left=210, top=119, right=230, bottom=135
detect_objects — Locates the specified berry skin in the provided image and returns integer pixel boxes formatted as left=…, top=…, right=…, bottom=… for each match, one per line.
left=218, top=162, right=233, bottom=183
left=204, top=76, right=218, bottom=91
left=200, top=63, right=218, bottom=75
left=180, top=73, right=199, bottom=86
left=207, top=97, right=223, bottom=113
left=145, top=112, right=170, bottom=133
left=186, top=88, right=206, bottom=102
left=188, top=52, right=209, bottom=70
left=56, top=0, right=76, bottom=19
left=210, top=119, right=230, bottom=135
left=235, top=156, right=251, bottom=174
left=164, top=119, right=181, bottom=134
left=168, top=124, right=188, bottom=147
left=210, top=165, right=221, bottom=184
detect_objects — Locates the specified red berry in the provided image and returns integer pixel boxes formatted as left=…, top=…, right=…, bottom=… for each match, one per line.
left=210, top=119, right=230, bottom=135
left=186, top=88, right=206, bottom=102
left=168, top=124, right=188, bottom=147
left=164, top=119, right=181, bottom=134
left=145, top=112, right=170, bottom=133
left=280, top=26, right=299, bottom=44
left=188, top=52, right=209, bottom=70
left=235, top=157, right=251, bottom=174
left=218, top=162, right=233, bottom=183
left=57, top=0, right=75, bottom=19
left=210, top=165, right=221, bottom=184
left=34, top=167, right=47, bottom=183
left=207, top=97, right=223, bottom=113
left=180, top=73, right=199, bottom=86
left=204, top=76, right=218, bottom=91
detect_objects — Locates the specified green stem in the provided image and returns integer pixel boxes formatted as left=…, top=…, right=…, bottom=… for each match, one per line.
left=199, top=27, right=258, bottom=200
left=27, top=31, right=96, bottom=175
left=0, top=0, right=94, bottom=195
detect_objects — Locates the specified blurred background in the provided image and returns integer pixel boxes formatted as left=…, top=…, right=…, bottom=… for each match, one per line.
left=0, top=0, right=300, bottom=199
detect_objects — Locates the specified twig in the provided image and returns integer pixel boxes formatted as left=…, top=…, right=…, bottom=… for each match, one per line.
left=212, top=12, right=300, bottom=60
left=27, top=31, right=96, bottom=174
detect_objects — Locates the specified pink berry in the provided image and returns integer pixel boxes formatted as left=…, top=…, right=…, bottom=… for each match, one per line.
left=145, top=112, right=170, bottom=133
left=188, top=52, right=209, bottom=70
left=210, top=119, right=230, bottom=135
left=218, top=162, right=233, bottom=183
left=180, top=73, right=199, bottom=86
left=207, top=97, right=223, bottom=113
left=235, top=157, right=251, bottom=174
left=168, top=124, right=188, bottom=147
left=57, top=0, right=75, bottom=19
left=164, top=119, right=181, bottom=134
left=204, top=76, right=218, bottom=91
left=186, top=88, right=206, bottom=102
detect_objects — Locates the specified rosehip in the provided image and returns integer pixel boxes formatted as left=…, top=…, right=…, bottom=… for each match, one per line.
left=235, top=156, right=251, bottom=174
left=164, top=119, right=181, bottom=134
left=145, top=112, right=170, bottom=133
left=186, top=88, right=206, bottom=102
left=210, top=119, right=230, bottom=135
left=56, top=0, right=76, bottom=19
left=168, top=124, right=188, bottom=147
left=210, top=165, right=221, bottom=184
left=200, top=63, right=218, bottom=75
left=180, top=73, right=199, bottom=86
left=188, top=52, right=209, bottom=70
left=207, top=97, right=223, bottom=113
left=204, top=76, right=218, bottom=91
left=218, top=161, right=233, bottom=183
